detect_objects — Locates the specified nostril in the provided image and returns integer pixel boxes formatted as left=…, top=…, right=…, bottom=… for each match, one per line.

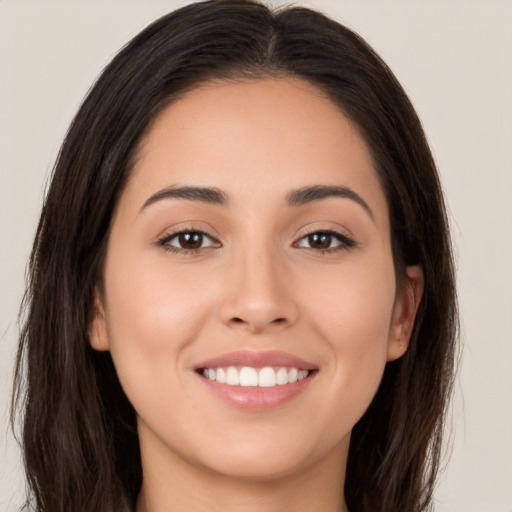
left=226, top=315, right=291, bottom=331
left=231, top=317, right=286, bottom=325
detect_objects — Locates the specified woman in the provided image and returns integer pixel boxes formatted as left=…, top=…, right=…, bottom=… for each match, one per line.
left=12, top=1, right=457, bottom=511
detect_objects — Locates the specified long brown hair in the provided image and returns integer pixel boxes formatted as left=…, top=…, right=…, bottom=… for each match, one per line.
left=12, top=1, right=458, bottom=511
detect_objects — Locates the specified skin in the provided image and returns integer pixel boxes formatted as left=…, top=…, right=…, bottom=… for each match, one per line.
left=90, top=78, right=423, bottom=512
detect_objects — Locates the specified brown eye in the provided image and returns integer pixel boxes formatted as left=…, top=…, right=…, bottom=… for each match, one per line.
left=295, top=230, right=355, bottom=252
left=178, top=232, right=203, bottom=249
left=307, top=232, right=332, bottom=250
left=160, top=230, right=219, bottom=252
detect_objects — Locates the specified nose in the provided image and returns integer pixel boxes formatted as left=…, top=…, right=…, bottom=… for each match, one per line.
left=219, top=245, right=299, bottom=334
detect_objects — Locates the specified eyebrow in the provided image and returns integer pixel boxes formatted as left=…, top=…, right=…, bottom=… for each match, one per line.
left=286, top=185, right=374, bottom=219
left=140, top=184, right=373, bottom=219
left=141, top=186, right=229, bottom=211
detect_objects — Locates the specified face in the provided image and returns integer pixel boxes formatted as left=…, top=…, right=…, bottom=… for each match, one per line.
left=91, top=78, right=422, bottom=484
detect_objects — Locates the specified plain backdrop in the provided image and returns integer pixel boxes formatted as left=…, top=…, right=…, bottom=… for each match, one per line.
left=1, top=1, right=511, bottom=511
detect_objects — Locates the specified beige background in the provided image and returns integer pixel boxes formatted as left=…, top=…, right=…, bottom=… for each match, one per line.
left=1, top=1, right=511, bottom=510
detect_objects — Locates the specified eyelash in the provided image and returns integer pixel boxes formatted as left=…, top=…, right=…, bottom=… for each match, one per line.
left=156, top=228, right=355, bottom=255
left=293, top=229, right=356, bottom=254
left=156, top=229, right=220, bottom=255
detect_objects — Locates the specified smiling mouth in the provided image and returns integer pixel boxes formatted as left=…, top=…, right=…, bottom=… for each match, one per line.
left=199, top=366, right=313, bottom=388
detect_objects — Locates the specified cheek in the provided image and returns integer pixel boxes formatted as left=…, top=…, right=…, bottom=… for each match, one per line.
left=101, top=249, right=220, bottom=405
left=105, top=243, right=220, bottom=338
left=302, top=256, right=396, bottom=417
left=305, top=252, right=396, bottom=341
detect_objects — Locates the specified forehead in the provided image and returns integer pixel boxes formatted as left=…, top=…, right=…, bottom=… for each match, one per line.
left=122, top=78, right=388, bottom=227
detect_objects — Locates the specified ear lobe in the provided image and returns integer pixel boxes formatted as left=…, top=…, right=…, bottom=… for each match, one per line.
left=387, top=265, right=424, bottom=362
left=89, top=288, right=110, bottom=352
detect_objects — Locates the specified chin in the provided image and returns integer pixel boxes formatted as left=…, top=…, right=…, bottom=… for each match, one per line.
left=199, top=452, right=313, bottom=482
left=184, top=426, right=349, bottom=483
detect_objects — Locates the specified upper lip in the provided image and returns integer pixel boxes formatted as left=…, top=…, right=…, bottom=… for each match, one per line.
left=194, top=350, right=317, bottom=371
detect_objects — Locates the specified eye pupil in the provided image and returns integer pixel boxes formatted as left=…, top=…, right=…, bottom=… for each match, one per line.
left=179, top=232, right=203, bottom=249
left=308, top=232, right=331, bottom=249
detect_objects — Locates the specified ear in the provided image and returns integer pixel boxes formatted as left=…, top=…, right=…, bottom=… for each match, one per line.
left=89, top=287, right=110, bottom=352
left=387, top=265, right=424, bottom=361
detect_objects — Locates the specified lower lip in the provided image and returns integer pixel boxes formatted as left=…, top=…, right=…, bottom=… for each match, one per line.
left=199, top=373, right=315, bottom=411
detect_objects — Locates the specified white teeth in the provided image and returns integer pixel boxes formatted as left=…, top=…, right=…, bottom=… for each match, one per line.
left=226, top=366, right=240, bottom=385
left=298, top=370, right=308, bottom=381
left=216, top=368, right=226, bottom=383
left=276, top=367, right=288, bottom=385
left=258, top=366, right=277, bottom=387
left=202, top=366, right=310, bottom=387
left=288, top=368, right=298, bottom=383
left=239, top=367, right=258, bottom=386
